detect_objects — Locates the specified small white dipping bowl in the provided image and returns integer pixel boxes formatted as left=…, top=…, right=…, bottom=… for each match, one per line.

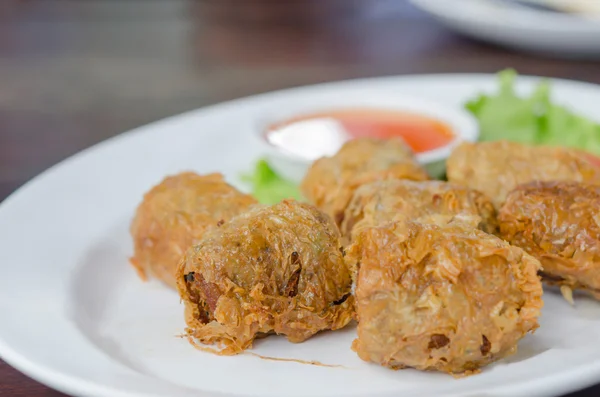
left=255, top=93, right=479, bottom=182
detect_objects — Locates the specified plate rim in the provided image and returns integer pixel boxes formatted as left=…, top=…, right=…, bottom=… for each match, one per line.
left=410, top=0, right=600, bottom=32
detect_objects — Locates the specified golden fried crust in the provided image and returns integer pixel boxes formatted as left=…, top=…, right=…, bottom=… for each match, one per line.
left=130, top=172, right=257, bottom=289
left=499, top=181, right=600, bottom=299
left=347, top=220, right=543, bottom=375
left=176, top=200, right=354, bottom=355
left=301, top=138, right=429, bottom=226
left=447, top=141, right=600, bottom=208
left=342, top=180, right=498, bottom=240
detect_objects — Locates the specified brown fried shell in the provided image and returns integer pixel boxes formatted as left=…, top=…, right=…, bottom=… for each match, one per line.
left=347, top=220, right=543, bottom=375
left=499, top=181, right=600, bottom=300
left=177, top=200, right=354, bottom=355
left=130, top=172, right=257, bottom=288
left=447, top=141, right=600, bottom=207
left=301, top=137, right=429, bottom=226
left=341, top=179, right=497, bottom=240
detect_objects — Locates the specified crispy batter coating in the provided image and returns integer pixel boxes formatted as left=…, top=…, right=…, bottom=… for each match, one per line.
left=130, top=172, right=257, bottom=289
left=347, top=220, right=543, bottom=375
left=176, top=200, right=354, bottom=355
left=447, top=141, right=600, bottom=207
left=342, top=180, right=498, bottom=240
left=499, top=181, right=600, bottom=300
left=301, top=137, right=429, bottom=226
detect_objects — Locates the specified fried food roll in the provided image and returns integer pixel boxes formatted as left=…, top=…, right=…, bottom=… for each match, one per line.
left=447, top=141, right=600, bottom=207
left=341, top=179, right=497, bottom=240
left=347, top=219, right=543, bottom=376
left=499, top=181, right=600, bottom=301
left=130, top=172, right=257, bottom=289
left=301, top=137, right=429, bottom=226
left=177, top=200, right=354, bottom=355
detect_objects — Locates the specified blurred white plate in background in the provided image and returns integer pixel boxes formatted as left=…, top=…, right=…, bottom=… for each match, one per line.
left=517, top=0, right=600, bottom=18
left=411, top=0, right=600, bottom=57
left=1, top=74, right=600, bottom=397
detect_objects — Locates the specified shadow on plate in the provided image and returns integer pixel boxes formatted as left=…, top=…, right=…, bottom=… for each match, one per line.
left=67, top=219, right=153, bottom=375
left=499, top=335, right=550, bottom=365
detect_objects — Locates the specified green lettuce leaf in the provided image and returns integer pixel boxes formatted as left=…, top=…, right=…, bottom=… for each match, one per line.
left=466, top=69, right=600, bottom=155
left=241, top=159, right=303, bottom=205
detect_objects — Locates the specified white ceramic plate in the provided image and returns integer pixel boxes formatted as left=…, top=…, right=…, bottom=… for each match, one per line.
left=2, top=74, right=600, bottom=397
left=411, top=0, right=600, bottom=58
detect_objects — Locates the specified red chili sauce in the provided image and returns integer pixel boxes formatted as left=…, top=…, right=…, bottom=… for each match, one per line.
left=266, top=108, right=454, bottom=158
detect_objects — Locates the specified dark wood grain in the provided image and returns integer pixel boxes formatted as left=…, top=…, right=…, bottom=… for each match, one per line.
left=0, top=0, right=598, bottom=396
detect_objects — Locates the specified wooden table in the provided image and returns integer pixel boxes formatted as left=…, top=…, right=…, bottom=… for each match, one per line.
left=0, top=0, right=599, bottom=396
